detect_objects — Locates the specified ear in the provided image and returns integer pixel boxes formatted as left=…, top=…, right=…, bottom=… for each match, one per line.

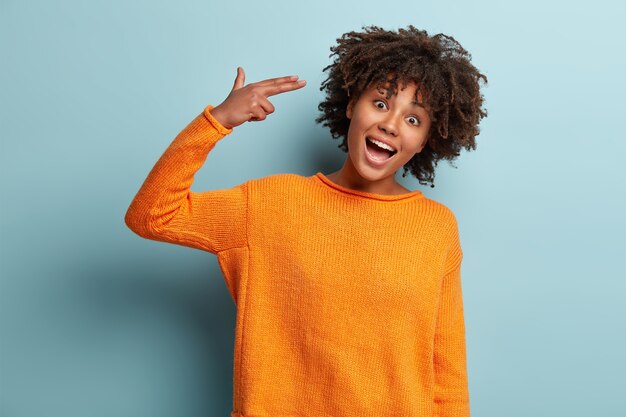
left=346, top=100, right=354, bottom=119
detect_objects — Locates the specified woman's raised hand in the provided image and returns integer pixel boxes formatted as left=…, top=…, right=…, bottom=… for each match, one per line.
left=210, top=67, right=306, bottom=130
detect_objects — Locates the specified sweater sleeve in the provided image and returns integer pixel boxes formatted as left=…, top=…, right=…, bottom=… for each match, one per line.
left=433, top=220, right=470, bottom=417
left=124, top=105, right=248, bottom=254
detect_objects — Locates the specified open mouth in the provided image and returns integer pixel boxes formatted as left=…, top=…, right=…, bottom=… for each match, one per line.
left=365, top=137, right=397, bottom=162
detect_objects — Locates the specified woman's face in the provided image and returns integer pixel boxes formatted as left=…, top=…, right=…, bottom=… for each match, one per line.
left=344, top=80, right=432, bottom=188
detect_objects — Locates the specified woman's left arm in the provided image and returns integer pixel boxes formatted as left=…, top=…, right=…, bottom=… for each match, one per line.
left=433, top=219, right=471, bottom=417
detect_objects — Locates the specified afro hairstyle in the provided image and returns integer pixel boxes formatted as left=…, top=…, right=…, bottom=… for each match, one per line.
left=316, top=25, right=488, bottom=187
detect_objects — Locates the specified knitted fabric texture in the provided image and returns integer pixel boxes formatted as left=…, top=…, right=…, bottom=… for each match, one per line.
left=125, top=105, right=470, bottom=417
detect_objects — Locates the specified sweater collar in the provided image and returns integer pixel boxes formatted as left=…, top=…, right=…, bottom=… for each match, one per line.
left=313, top=172, right=424, bottom=202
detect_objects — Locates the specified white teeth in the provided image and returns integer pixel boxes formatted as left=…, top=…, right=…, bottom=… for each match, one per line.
left=368, top=137, right=395, bottom=152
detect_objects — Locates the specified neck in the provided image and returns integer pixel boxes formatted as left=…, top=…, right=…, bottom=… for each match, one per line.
left=327, top=158, right=409, bottom=196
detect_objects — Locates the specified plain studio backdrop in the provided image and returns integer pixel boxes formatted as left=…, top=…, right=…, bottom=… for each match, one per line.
left=1, top=0, right=625, bottom=416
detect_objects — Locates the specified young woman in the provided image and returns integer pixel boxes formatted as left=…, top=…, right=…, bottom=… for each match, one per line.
left=126, top=25, right=487, bottom=417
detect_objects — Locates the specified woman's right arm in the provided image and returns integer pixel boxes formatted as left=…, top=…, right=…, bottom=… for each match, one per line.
left=124, top=68, right=306, bottom=254
left=124, top=106, right=248, bottom=254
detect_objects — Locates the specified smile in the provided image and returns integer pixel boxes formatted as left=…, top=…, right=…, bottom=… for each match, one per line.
left=364, top=136, right=397, bottom=166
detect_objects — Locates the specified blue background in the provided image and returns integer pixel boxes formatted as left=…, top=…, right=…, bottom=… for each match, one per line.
left=1, top=0, right=625, bottom=416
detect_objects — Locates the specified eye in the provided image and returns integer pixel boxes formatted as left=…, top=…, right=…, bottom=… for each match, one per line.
left=407, top=116, right=421, bottom=126
left=374, top=100, right=388, bottom=110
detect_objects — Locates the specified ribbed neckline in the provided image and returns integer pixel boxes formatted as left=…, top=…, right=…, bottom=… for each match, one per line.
left=313, top=172, right=423, bottom=202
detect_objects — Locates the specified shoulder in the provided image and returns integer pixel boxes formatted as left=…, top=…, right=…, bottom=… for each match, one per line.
left=418, top=195, right=459, bottom=229
left=246, top=172, right=314, bottom=199
left=248, top=172, right=310, bottom=189
left=419, top=196, right=464, bottom=271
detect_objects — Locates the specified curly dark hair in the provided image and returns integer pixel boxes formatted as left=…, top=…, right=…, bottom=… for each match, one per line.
left=316, top=25, right=488, bottom=187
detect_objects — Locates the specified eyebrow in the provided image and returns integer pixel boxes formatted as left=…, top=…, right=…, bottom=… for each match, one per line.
left=374, top=88, right=428, bottom=110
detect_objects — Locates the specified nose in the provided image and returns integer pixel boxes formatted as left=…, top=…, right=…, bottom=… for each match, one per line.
left=378, top=113, right=399, bottom=137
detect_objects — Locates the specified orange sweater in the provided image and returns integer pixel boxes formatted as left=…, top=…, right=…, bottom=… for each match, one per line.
left=125, top=105, right=471, bottom=417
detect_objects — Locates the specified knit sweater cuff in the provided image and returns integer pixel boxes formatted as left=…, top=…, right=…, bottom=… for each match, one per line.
left=203, top=104, right=233, bottom=136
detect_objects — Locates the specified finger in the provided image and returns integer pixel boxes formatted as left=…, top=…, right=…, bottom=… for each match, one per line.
left=263, top=79, right=307, bottom=97
left=232, top=67, right=245, bottom=91
left=258, top=96, right=275, bottom=115
left=254, top=74, right=300, bottom=87
left=249, top=107, right=267, bottom=122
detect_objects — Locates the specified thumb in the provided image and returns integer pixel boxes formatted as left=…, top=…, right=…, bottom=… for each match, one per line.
left=232, top=66, right=245, bottom=91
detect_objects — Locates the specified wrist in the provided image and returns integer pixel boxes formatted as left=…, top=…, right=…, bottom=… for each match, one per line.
left=208, top=105, right=233, bottom=130
left=203, top=105, right=233, bottom=135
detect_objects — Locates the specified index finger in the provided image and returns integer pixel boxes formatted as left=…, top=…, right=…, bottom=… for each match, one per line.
left=263, top=79, right=307, bottom=97
left=254, top=74, right=300, bottom=87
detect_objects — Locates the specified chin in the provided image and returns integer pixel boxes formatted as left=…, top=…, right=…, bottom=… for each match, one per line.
left=357, top=164, right=395, bottom=183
